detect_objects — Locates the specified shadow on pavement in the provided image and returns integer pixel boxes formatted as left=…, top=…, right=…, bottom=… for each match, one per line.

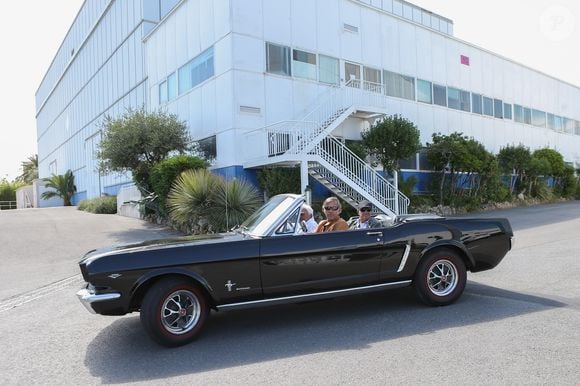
left=85, top=282, right=565, bottom=383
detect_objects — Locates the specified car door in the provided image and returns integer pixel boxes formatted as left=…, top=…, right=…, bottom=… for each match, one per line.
left=260, top=228, right=387, bottom=297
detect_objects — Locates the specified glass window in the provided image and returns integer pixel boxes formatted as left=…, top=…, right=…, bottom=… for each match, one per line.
left=178, top=47, right=214, bottom=95
left=523, top=107, right=532, bottom=124
left=547, top=113, right=555, bottom=130
left=575, top=120, right=580, bottom=135
left=197, top=135, right=217, bottom=161
left=472, top=93, right=482, bottom=114
left=363, top=66, right=381, bottom=92
left=319, top=55, right=339, bottom=85
left=159, top=80, right=168, bottom=104
left=433, top=84, right=446, bottom=106
left=483, top=96, right=493, bottom=116
left=417, top=79, right=432, bottom=104
left=564, top=117, right=575, bottom=133
left=460, top=90, right=470, bottom=112
left=399, top=153, right=417, bottom=170
left=167, top=72, right=177, bottom=100
left=532, top=109, right=546, bottom=127
left=514, top=104, right=524, bottom=123
left=447, top=87, right=460, bottom=110
left=554, top=115, right=563, bottom=131
left=345, top=62, right=361, bottom=86
left=503, top=103, right=512, bottom=119
left=418, top=150, right=433, bottom=170
left=266, top=42, right=291, bottom=76
left=494, top=99, right=503, bottom=118
left=293, top=49, right=316, bottom=80
left=383, top=70, right=415, bottom=100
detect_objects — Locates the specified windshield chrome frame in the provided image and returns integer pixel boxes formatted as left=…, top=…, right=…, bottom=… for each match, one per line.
left=242, top=194, right=305, bottom=238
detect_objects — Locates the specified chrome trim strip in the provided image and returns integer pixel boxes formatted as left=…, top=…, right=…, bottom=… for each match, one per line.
left=76, top=288, right=121, bottom=314
left=216, top=280, right=412, bottom=311
left=397, top=244, right=411, bottom=273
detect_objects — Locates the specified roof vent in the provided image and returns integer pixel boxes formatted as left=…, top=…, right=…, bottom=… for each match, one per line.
left=343, top=23, right=359, bottom=33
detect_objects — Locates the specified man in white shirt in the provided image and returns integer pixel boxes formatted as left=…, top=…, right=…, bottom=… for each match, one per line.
left=299, top=204, right=318, bottom=232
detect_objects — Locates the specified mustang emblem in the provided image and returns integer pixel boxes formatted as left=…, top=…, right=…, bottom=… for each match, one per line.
left=225, top=280, right=236, bottom=292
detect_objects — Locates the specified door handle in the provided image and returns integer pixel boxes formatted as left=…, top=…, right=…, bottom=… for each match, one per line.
left=366, top=231, right=382, bottom=236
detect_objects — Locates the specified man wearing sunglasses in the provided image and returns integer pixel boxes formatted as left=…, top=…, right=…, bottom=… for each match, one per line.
left=315, top=197, right=348, bottom=232
left=348, top=200, right=381, bottom=230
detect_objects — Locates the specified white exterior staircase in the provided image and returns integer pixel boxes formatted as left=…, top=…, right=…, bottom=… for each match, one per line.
left=244, top=80, right=409, bottom=216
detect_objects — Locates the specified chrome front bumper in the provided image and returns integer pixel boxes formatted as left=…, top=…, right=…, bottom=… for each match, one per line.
left=76, top=287, right=121, bottom=314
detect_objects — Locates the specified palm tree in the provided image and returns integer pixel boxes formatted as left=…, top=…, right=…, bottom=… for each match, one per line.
left=167, top=169, right=261, bottom=233
left=41, top=170, right=77, bottom=206
left=16, top=154, right=38, bottom=183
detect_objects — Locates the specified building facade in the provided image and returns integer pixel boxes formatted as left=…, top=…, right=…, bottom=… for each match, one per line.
left=36, top=0, right=580, bottom=213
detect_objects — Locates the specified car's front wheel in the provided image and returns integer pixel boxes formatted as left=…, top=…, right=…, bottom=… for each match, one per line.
left=414, top=248, right=466, bottom=306
left=140, top=277, right=209, bottom=347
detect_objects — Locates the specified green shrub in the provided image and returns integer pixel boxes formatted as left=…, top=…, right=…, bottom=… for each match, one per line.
left=77, top=196, right=117, bottom=214
left=149, top=155, right=208, bottom=217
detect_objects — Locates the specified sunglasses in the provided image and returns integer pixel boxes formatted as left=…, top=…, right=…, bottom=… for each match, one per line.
left=359, top=208, right=372, bottom=212
left=323, top=206, right=339, bottom=211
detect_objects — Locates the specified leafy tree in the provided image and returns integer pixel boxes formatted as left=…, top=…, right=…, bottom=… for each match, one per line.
left=361, top=114, right=421, bottom=174
left=97, top=108, right=191, bottom=193
left=168, top=169, right=261, bottom=233
left=497, top=145, right=531, bottom=195
left=16, top=154, right=38, bottom=183
left=532, top=148, right=565, bottom=177
left=149, top=155, right=208, bottom=217
left=41, top=170, right=77, bottom=206
left=257, top=167, right=301, bottom=198
left=425, top=132, right=469, bottom=205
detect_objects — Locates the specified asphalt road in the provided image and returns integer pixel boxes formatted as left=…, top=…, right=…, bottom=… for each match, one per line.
left=0, top=202, right=579, bottom=384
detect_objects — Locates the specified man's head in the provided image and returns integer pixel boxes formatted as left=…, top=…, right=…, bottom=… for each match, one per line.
left=357, top=200, right=372, bottom=223
left=322, top=197, right=342, bottom=221
left=300, top=204, right=313, bottom=221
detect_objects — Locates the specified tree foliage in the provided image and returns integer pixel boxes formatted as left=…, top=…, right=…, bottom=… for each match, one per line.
left=361, top=114, right=421, bottom=174
left=497, top=145, right=531, bottom=195
left=15, top=154, right=38, bottom=183
left=168, top=169, right=262, bottom=233
left=97, top=108, right=191, bottom=192
left=41, top=170, right=77, bottom=206
left=257, top=167, right=301, bottom=198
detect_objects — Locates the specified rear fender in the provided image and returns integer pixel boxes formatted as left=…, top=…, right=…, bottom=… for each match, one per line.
left=421, top=240, right=476, bottom=270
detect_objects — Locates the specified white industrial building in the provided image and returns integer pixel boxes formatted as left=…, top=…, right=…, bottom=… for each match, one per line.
left=36, top=0, right=580, bottom=214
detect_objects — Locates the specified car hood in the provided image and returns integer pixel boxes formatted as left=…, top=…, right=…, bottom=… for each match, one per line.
left=80, top=232, right=249, bottom=265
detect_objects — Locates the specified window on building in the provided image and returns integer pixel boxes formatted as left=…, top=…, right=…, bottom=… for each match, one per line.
left=523, top=107, right=532, bottom=125
left=514, top=104, right=524, bottom=123
left=547, top=113, right=555, bottom=130
left=417, top=79, right=432, bottom=104
left=399, top=153, right=417, bottom=170
left=292, top=49, right=316, bottom=80
left=266, top=42, right=291, bottom=76
left=345, top=62, right=361, bottom=86
left=363, top=66, right=381, bottom=92
left=418, top=150, right=433, bottom=170
left=384, top=70, right=415, bottom=100
left=503, top=103, right=512, bottom=120
left=460, top=90, right=470, bottom=112
left=159, top=80, right=168, bottom=104
left=319, top=55, right=339, bottom=85
left=447, top=87, right=460, bottom=110
left=575, top=120, right=580, bottom=135
left=554, top=115, right=563, bottom=131
left=433, top=84, right=446, bottom=106
left=178, top=47, right=214, bottom=95
left=472, top=93, right=482, bottom=114
left=167, top=72, right=177, bottom=100
left=483, top=96, right=493, bottom=116
left=493, top=99, right=503, bottom=118
left=564, top=117, right=575, bottom=133
left=197, top=135, right=217, bottom=161
left=532, top=109, right=546, bottom=127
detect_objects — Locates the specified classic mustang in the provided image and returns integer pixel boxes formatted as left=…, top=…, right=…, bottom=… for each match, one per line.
left=77, top=194, right=513, bottom=347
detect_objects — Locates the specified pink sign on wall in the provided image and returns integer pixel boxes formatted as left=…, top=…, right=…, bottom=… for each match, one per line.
left=460, top=55, right=470, bottom=66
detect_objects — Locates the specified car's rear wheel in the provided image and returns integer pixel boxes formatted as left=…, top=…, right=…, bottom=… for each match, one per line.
left=414, top=248, right=466, bottom=306
left=140, top=277, right=208, bottom=347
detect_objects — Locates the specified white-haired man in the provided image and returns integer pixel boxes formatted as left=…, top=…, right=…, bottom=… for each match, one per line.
left=299, top=203, right=318, bottom=232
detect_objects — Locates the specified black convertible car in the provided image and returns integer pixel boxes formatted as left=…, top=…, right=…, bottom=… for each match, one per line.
left=77, top=194, right=513, bottom=347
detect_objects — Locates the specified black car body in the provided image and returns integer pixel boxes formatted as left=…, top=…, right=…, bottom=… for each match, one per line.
left=77, top=194, right=513, bottom=347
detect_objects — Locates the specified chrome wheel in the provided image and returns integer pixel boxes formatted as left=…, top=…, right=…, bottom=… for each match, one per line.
left=427, top=259, right=458, bottom=297
left=160, top=290, right=201, bottom=335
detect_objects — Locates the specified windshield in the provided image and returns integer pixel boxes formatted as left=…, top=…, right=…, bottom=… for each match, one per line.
left=240, top=194, right=300, bottom=237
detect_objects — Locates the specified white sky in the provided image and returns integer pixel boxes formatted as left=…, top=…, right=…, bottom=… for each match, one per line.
left=0, top=0, right=578, bottom=181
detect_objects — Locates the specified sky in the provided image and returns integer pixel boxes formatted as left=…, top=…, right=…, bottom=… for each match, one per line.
left=0, top=0, right=578, bottom=181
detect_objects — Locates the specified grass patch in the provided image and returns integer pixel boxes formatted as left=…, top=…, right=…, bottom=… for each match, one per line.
left=78, top=196, right=117, bottom=214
